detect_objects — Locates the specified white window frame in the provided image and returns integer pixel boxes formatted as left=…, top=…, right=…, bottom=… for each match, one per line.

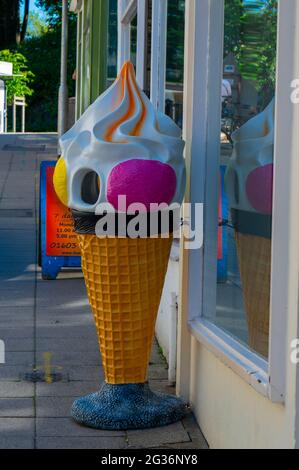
left=182, top=0, right=296, bottom=403
left=118, top=0, right=167, bottom=109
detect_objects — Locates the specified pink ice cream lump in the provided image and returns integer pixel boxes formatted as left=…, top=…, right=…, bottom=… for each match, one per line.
left=107, top=159, right=177, bottom=211
left=245, top=164, right=273, bottom=215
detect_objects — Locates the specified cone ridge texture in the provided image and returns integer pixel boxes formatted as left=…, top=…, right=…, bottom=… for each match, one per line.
left=236, top=232, right=271, bottom=358
left=78, top=235, right=172, bottom=384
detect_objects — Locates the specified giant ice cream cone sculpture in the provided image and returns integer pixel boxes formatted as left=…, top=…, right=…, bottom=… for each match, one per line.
left=225, top=99, right=274, bottom=358
left=53, top=62, right=186, bottom=429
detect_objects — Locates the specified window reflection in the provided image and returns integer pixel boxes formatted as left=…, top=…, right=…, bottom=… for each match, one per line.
left=213, top=0, right=277, bottom=359
left=165, top=0, right=185, bottom=128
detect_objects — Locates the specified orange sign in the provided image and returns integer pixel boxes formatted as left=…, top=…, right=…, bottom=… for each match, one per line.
left=46, top=166, right=80, bottom=257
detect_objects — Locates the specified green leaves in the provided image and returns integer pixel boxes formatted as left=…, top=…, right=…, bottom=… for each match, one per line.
left=224, top=0, right=278, bottom=97
left=0, top=49, right=34, bottom=104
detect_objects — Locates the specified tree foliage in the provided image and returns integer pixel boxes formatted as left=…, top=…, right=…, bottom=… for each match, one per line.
left=18, top=22, right=76, bottom=131
left=0, top=49, right=34, bottom=104
left=224, top=0, right=278, bottom=99
left=0, top=0, right=30, bottom=49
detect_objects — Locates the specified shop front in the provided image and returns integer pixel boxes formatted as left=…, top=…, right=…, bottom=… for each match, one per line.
left=70, top=0, right=299, bottom=448
left=179, top=0, right=299, bottom=448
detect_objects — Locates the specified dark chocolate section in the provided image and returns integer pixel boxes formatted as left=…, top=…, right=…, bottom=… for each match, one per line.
left=231, top=209, right=272, bottom=239
left=72, top=210, right=178, bottom=236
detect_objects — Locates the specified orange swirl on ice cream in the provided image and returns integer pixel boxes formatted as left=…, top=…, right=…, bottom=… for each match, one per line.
left=104, top=62, right=147, bottom=142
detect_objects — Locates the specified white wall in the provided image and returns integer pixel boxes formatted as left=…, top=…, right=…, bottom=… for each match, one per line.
left=189, top=340, right=297, bottom=449
left=156, top=258, right=179, bottom=362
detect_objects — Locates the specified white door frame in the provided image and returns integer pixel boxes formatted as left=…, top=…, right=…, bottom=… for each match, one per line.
left=117, top=0, right=167, bottom=108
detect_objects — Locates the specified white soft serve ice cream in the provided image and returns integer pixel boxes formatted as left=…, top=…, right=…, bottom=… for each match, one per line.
left=225, top=98, right=274, bottom=216
left=53, top=61, right=186, bottom=214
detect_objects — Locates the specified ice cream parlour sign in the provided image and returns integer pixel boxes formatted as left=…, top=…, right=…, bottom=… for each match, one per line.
left=45, top=165, right=80, bottom=257
left=40, top=161, right=81, bottom=280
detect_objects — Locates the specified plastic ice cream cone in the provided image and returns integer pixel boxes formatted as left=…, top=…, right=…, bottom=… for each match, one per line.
left=53, top=61, right=187, bottom=429
left=235, top=232, right=271, bottom=358
left=77, top=234, right=173, bottom=384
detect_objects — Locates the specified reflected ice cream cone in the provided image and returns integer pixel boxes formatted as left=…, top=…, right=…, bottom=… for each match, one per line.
left=225, top=99, right=274, bottom=358
left=53, top=62, right=186, bottom=429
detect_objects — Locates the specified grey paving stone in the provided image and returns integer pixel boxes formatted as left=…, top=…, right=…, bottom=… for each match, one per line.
left=3, top=338, right=34, bottom=352
left=0, top=398, right=34, bottom=417
left=149, top=380, right=177, bottom=396
left=36, top=325, right=96, bottom=338
left=67, top=366, right=104, bottom=382
left=0, top=327, right=34, bottom=338
left=153, top=437, right=208, bottom=449
left=36, top=313, right=94, bottom=327
left=36, top=337, right=98, bottom=352
left=36, top=417, right=125, bottom=437
left=36, top=279, right=88, bottom=307
left=36, top=396, right=77, bottom=417
left=0, top=436, right=34, bottom=449
left=0, top=418, right=35, bottom=437
left=127, top=422, right=191, bottom=448
left=181, top=413, right=206, bottom=441
left=150, top=342, right=167, bottom=365
left=36, top=436, right=127, bottom=449
left=36, top=381, right=101, bottom=397
left=148, top=364, right=168, bottom=380
left=4, top=351, right=34, bottom=366
left=0, top=382, right=34, bottom=398
left=0, top=366, right=26, bottom=381
left=35, top=350, right=101, bottom=366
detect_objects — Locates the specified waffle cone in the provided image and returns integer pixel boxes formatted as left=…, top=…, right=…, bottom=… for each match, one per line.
left=77, top=234, right=172, bottom=384
left=235, top=232, right=271, bottom=358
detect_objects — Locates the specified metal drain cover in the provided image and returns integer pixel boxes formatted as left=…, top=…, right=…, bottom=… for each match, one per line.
left=23, top=369, right=64, bottom=383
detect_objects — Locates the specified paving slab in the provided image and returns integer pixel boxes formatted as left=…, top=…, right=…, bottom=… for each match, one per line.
left=36, top=436, right=127, bottom=449
left=0, top=418, right=35, bottom=436
left=0, top=366, right=28, bottom=381
left=0, top=382, right=34, bottom=398
left=127, top=422, right=191, bottom=448
left=67, top=365, right=104, bottom=382
left=4, top=352, right=34, bottom=366
left=0, top=436, right=34, bottom=449
left=36, top=396, right=78, bottom=417
left=3, top=338, right=34, bottom=352
left=36, top=417, right=125, bottom=437
left=0, top=398, right=34, bottom=417
left=36, top=381, right=101, bottom=397
left=35, top=350, right=101, bottom=367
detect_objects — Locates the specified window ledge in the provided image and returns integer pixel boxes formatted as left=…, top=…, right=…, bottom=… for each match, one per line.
left=189, top=318, right=283, bottom=402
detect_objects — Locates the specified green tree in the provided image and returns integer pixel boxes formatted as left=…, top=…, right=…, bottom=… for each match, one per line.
left=0, top=0, right=30, bottom=48
left=18, top=20, right=76, bottom=131
left=0, top=49, right=34, bottom=104
left=26, top=11, right=49, bottom=39
left=224, top=0, right=277, bottom=105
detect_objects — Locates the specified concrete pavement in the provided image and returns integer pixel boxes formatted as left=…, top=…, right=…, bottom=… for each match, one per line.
left=0, top=134, right=207, bottom=449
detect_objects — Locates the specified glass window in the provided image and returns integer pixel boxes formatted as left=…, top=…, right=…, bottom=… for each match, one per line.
left=204, top=0, right=278, bottom=360
left=107, top=0, right=118, bottom=83
left=165, top=0, right=185, bottom=128
left=130, top=15, right=138, bottom=69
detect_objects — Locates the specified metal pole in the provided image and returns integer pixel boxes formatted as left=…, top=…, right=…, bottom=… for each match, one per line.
left=22, top=100, right=25, bottom=133
left=58, top=0, right=69, bottom=139
left=13, top=97, right=16, bottom=133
